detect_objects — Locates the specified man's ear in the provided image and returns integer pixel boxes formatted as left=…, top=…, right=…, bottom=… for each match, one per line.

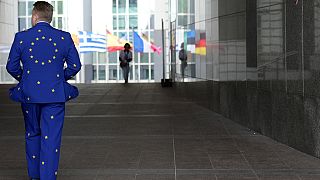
left=34, top=14, right=39, bottom=22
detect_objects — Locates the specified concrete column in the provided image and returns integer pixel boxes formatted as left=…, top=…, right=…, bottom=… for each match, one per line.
left=83, top=0, right=93, bottom=84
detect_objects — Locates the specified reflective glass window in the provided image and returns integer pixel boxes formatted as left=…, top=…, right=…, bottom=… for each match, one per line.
left=108, top=52, right=118, bottom=64
left=98, top=65, right=106, bottom=80
left=98, top=52, right=107, bottom=64
left=129, top=15, right=138, bottom=29
left=93, top=66, right=97, bottom=80
left=118, top=0, right=126, bottom=13
left=119, top=15, right=126, bottom=30
left=57, top=1, right=63, bottom=14
left=113, top=16, right=117, bottom=30
left=18, top=2, right=26, bottom=16
left=113, top=0, right=117, bottom=13
left=140, top=53, right=149, bottom=63
left=109, top=65, right=117, bottom=80
left=58, top=17, right=63, bottom=29
left=140, top=65, right=149, bottom=80
left=28, top=1, right=35, bottom=16
left=129, top=0, right=137, bottom=13
left=18, top=18, right=26, bottom=31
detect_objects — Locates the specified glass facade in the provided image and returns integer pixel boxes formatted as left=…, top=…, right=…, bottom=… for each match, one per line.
left=172, top=0, right=320, bottom=98
left=0, top=0, right=67, bottom=84
left=18, top=0, right=67, bottom=31
left=171, top=0, right=320, bottom=158
left=92, top=0, right=155, bottom=83
left=173, top=0, right=197, bottom=82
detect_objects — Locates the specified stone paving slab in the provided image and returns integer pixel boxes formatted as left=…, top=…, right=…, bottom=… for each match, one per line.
left=1, top=84, right=320, bottom=180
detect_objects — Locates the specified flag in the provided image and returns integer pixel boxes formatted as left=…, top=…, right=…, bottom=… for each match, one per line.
left=187, top=30, right=196, bottom=44
left=107, top=30, right=131, bottom=52
left=185, top=30, right=196, bottom=53
left=133, top=31, right=161, bottom=55
left=77, top=31, right=107, bottom=53
left=195, top=32, right=206, bottom=55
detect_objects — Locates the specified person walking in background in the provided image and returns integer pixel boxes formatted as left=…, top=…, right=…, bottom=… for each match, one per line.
left=6, top=1, right=81, bottom=179
left=119, top=43, right=133, bottom=84
left=179, top=42, right=188, bottom=82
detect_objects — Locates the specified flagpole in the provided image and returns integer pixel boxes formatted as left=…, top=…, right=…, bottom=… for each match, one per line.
left=162, top=19, right=165, bottom=81
left=132, top=26, right=135, bottom=82
left=106, top=26, right=109, bottom=82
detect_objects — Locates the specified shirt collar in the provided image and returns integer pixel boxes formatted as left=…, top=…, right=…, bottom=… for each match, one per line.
left=35, top=21, right=51, bottom=27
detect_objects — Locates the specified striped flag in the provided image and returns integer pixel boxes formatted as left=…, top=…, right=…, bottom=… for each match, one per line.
left=106, top=30, right=131, bottom=52
left=77, top=31, right=107, bottom=53
left=133, top=31, right=161, bottom=54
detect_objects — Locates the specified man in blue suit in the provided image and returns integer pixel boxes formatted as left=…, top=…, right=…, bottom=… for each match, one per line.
left=6, top=1, right=81, bottom=180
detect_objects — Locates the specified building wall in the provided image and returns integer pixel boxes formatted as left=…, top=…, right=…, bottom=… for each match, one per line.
left=174, top=0, right=320, bottom=158
left=90, top=0, right=162, bottom=83
left=0, top=0, right=18, bottom=83
left=154, top=0, right=169, bottom=81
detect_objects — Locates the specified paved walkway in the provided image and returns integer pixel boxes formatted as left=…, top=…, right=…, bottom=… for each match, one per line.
left=1, top=84, right=320, bottom=180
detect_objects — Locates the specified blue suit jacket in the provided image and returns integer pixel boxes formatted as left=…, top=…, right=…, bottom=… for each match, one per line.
left=6, top=22, right=81, bottom=103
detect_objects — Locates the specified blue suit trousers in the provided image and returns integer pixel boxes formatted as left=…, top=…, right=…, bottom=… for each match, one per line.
left=21, top=103, right=65, bottom=180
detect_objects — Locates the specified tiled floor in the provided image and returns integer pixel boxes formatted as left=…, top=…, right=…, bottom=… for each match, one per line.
left=1, top=84, right=320, bottom=180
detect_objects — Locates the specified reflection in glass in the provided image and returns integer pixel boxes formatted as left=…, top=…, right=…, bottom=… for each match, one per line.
left=151, top=65, right=154, bottom=80
left=129, top=15, right=138, bottom=29
left=178, top=0, right=188, bottom=13
left=119, top=32, right=127, bottom=40
left=57, top=1, right=63, bottom=14
left=140, top=65, right=149, bottom=80
left=118, top=0, right=126, bottom=13
left=28, top=17, right=31, bottom=28
left=119, top=15, right=126, bottom=30
left=134, top=52, right=139, bottom=63
left=18, top=2, right=26, bottom=16
left=108, top=52, right=118, bottom=64
left=178, top=15, right=188, bottom=26
left=113, top=0, right=117, bottom=13
left=129, top=0, right=137, bottom=13
left=93, top=66, right=97, bottom=80
left=190, top=0, right=195, bottom=14
left=129, top=32, right=133, bottom=43
left=98, top=52, right=107, bottom=64
left=257, top=3, right=284, bottom=86
left=150, top=15, right=155, bottom=29
left=151, top=53, right=154, bottom=63
left=18, top=18, right=26, bottom=31
left=140, top=53, right=149, bottom=63
left=52, top=18, right=56, bottom=27
left=98, top=66, right=106, bottom=80
left=135, top=65, right=139, bottom=80
left=113, top=16, right=117, bottom=30
left=109, top=65, right=117, bottom=80
left=28, top=1, right=34, bottom=16
left=58, top=17, right=63, bottom=29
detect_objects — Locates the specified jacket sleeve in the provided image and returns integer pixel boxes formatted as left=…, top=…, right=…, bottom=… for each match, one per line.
left=64, top=33, right=81, bottom=81
left=119, top=51, right=123, bottom=61
left=6, top=33, right=23, bottom=81
left=127, top=51, right=133, bottom=62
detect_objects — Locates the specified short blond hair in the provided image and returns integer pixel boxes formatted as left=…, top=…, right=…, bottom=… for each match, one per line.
left=33, top=1, right=54, bottom=23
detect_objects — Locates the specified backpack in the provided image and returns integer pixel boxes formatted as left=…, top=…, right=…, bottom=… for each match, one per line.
left=179, top=49, right=187, bottom=61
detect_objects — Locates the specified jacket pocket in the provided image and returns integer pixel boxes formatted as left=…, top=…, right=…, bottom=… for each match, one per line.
left=63, top=82, right=79, bottom=101
left=9, top=82, right=25, bottom=103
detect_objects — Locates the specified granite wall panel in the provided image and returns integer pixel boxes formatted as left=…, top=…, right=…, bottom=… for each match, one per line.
left=173, top=0, right=320, bottom=159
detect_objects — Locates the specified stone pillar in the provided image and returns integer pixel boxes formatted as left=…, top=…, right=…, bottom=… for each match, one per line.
left=83, top=0, right=93, bottom=84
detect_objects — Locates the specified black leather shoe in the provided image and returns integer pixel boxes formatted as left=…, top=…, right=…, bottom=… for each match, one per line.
left=30, top=178, right=40, bottom=180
